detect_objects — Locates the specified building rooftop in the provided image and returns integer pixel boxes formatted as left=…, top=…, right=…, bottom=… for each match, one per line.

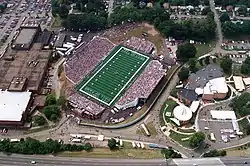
left=173, top=104, right=192, bottom=121
left=178, top=88, right=198, bottom=102
left=8, top=77, right=27, bottom=91
left=186, top=64, right=223, bottom=90
left=233, top=76, right=245, bottom=91
left=54, top=33, right=66, bottom=48
left=0, top=90, right=32, bottom=122
left=0, top=43, right=50, bottom=92
left=15, top=29, right=37, bottom=45
left=203, top=77, right=228, bottom=95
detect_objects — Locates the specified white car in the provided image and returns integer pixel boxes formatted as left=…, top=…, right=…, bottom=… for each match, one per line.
left=31, top=160, right=36, bottom=164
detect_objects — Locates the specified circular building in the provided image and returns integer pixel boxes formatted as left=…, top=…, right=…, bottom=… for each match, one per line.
left=173, top=105, right=192, bottom=122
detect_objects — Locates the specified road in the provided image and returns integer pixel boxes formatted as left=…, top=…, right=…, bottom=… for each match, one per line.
left=107, top=0, right=114, bottom=17
left=0, top=154, right=167, bottom=166
left=209, top=0, right=223, bottom=55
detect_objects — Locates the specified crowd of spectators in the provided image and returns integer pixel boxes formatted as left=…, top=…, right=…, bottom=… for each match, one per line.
left=117, top=60, right=166, bottom=106
left=68, top=92, right=105, bottom=116
left=123, top=36, right=154, bottom=54
left=64, top=36, right=115, bottom=83
left=102, top=23, right=141, bottom=43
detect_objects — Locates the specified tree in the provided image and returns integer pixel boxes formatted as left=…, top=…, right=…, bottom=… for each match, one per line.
left=84, top=143, right=93, bottom=151
left=220, top=13, right=230, bottom=22
left=57, top=95, right=66, bottom=108
left=241, top=57, right=250, bottom=75
left=43, top=105, right=60, bottom=121
left=189, top=132, right=205, bottom=148
left=176, top=43, right=197, bottom=62
left=188, top=58, right=198, bottom=73
left=108, top=139, right=118, bottom=150
left=201, top=7, right=211, bottom=15
left=33, top=116, right=46, bottom=126
left=203, top=149, right=227, bottom=157
left=45, top=94, right=57, bottom=106
left=57, top=4, right=69, bottom=19
left=220, top=56, right=232, bottom=74
left=178, top=67, right=190, bottom=81
left=238, top=5, right=248, bottom=16
left=161, top=148, right=182, bottom=159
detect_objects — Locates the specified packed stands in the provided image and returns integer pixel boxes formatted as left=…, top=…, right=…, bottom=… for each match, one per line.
left=124, top=37, right=154, bottom=54
left=64, top=36, right=115, bottom=83
left=116, top=60, right=166, bottom=108
left=68, top=92, right=105, bottom=119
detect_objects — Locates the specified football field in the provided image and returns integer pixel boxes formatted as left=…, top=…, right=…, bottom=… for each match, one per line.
left=77, top=46, right=150, bottom=106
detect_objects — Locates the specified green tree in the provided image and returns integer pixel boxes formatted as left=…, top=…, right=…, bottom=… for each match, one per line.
left=220, top=13, right=230, bottom=22
left=161, top=148, right=182, bottom=159
left=241, top=57, right=250, bottom=75
left=33, top=116, right=46, bottom=126
left=238, top=5, right=248, bottom=16
left=178, top=67, right=190, bottom=81
left=58, top=4, right=69, bottom=18
left=43, top=105, right=60, bottom=121
left=84, top=143, right=93, bottom=151
left=220, top=56, right=232, bottom=74
left=201, top=7, right=211, bottom=15
left=45, top=94, right=57, bottom=106
left=203, top=149, right=227, bottom=157
left=108, top=139, right=118, bottom=150
left=189, top=132, right=205, bottom=148
left=188, top=58, right=198, bottom=73
left=176, top=43, right=197, bottom=62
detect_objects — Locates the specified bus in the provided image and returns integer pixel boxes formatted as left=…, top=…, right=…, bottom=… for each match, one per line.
left=140, top=123, right=151, bottom=137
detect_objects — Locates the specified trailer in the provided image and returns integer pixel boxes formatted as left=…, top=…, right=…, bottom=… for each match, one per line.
left=65, top=47, right=75, bottom=55
left=71, top=138, right=81, bottom=143
left=57, top=51, right=65, bottom=56
left=63, top=44, right=73, bottom=48
left=56, top=47, right=68, bottom=52
left=66, top=42, right=76, bottom=47
left=132, top=142, right=136, bottom=148
left=70, top=134, right=82, bottom=139
left=10, top=138, right=20, bottom=143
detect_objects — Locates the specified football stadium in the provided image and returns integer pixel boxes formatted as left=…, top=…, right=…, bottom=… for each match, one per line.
left=65, top=36, right=166, bottom=121
left=76, top=46, right=150, bottom=106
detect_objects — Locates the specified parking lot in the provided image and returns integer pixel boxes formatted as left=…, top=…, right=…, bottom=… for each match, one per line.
left=222, top=40, right=250, bottom=50
left=225, top=53, right=250, bottom=63
left=0, top=0, right=52, bottom=53
left=198, top=103, right=242, bottom=145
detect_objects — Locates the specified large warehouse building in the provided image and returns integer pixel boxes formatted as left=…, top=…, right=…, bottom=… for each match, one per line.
left=12, top=24, right=41, bottom=50
left=0, top=90, right=32, bottom=126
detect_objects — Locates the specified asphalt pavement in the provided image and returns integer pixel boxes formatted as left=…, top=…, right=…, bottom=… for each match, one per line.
left=0, top=154, right=167, bottom=166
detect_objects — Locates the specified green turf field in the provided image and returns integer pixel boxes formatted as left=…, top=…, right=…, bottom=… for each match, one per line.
left=77, top=46, right=150, bottom=106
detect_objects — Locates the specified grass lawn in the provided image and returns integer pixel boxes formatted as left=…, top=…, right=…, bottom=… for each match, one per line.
left=195, top=41, right=216, bottom=57
left=136, top=121, right=158, bottom=137
left=226, top=146, right=250, bottom=157
left=52, top=16, right=62, bottom=28
left=23, top=125, right=50, bottom=135
left=57, top=148, right=163, bottom=159
left=169, top=130, right=192, bottom=148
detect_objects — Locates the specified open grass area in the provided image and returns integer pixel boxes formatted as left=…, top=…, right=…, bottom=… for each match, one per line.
left=169, top=130, right=192, bottom=148
left=226, top=145, right=250, bottom=157
left=195, top=41, right=216, bottom=57
left=76, top=45, right=149, bottom=106
left=23, top=125, right=50, bottom=135
left=57, top=148, right=163, bottom=159
left=51, top=16, right=62, bottom=28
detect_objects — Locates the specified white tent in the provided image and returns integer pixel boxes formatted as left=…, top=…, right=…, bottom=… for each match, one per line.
left=173, top=105, right=192, bottom=121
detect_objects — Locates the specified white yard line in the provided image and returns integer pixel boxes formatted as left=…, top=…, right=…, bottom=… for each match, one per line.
left=79, top=46, right=149, bottom=106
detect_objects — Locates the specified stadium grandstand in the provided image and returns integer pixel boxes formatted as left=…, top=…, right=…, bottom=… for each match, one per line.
left=65, top=36, right=166, bottom=120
